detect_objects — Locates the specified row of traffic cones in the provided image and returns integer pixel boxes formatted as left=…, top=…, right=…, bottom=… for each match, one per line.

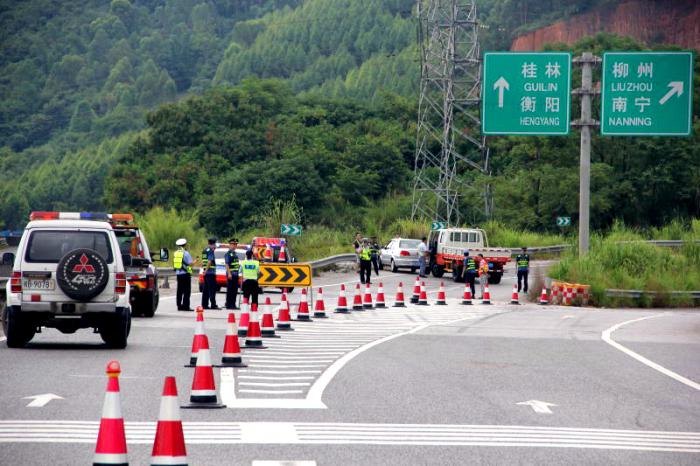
left=94, top=361, right=189, bottom=466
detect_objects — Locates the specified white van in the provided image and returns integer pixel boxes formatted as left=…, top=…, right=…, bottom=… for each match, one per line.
left=2, top=212, right=131, bottom=348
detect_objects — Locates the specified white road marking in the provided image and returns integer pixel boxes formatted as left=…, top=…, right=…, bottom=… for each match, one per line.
left=0, top=336, right=6, bottom=342
left=239, top=382, right=311, bottom=387
left=602, top=314, right=700, bottom=391
left=252, top=462, right=316, bottom=466
left=220, top=368, right=236, bottom=407
left=22, top=394, right=64, bottom=408
left=238, top=370, right=321, bottom=374
left=239, top=376, right=315, bottom=380
left=517, top=400, right=557, bottom=414
left=1, top=421, right=698, bottom=453
left=239, top=390, right=304, bottom=395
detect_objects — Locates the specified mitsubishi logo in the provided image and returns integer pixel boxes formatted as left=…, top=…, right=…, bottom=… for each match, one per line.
left=73, top=254, right=95, bottom=273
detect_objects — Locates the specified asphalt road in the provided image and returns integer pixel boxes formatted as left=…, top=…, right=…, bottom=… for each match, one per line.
left=1, top=264, right=699, bottom=465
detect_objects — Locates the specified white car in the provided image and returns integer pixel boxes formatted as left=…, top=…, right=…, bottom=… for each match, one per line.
left=2, top=212, right=132, bottom=348
left=379, top=238, right=421, bottom=273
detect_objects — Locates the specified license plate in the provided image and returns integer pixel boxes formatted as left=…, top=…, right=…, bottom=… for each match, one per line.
left=22, top=279, right=55, bottom=290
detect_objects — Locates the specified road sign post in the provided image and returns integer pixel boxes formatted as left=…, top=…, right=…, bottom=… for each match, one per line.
left=601, top=52, right=694, bottom=136
left=280, top=224, right=302, bottom=236
left=482, top=52, right=572, bottom=135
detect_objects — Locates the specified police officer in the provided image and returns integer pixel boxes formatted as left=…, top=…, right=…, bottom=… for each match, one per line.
left=201, top=238, right=220, bottom=310
left=174, top=238, right=194, bottom=311
left=359, top=240, right=372, bottom=284
left=239, top=249, right=261, bottom=306
left=224, top=238, right=240, bottom=309
left=516, top=246, right=530, bottom=293
left=370, top=238, right=380, bottom=276
left=462, top=250, right=477, bottom=299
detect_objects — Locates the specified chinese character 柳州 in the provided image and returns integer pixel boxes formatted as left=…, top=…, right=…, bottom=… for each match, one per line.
left=637, top=62, right=653, bottom=78
left=612, top=62, right=629, bottom=78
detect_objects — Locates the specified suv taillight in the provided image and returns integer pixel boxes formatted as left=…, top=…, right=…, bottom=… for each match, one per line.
left=399, top=250, right=411, bottom=256
left=115, top=273, right=127, bottom=294
left=10, top=271, right=22, bottom=293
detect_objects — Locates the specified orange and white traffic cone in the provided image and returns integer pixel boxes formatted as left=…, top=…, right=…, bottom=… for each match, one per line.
left=435, top=282, right=447, bottom=305
left=182, top=335, right=224, bottom=408
left=261, top=297, right=279, bottom=338
left=151, top=376, right=188, bottom=466
left=352, top=283, right=364, bottom=311
left=461, top=283, right=472, bottom=305
left=418, top=281, right=428, bottom=305
left=185, top=307, right=205, bottom=367
left=481, top=283, right=492, bottom=305
left=375, top=283, right=386, bottom=308
left=220, top=312, right=246, bottom=367
left=335, top=284, right=349, bottom=313
left=392, top=282, right=406, bottom=307
left=295, top=288, right=313, bottom=321
left=237, top=298, right=250, bottom=338
left=510, top=284, right=520, bottom=305
left=313, top=287, right=328, bottom=318
left=363, top=283, right=373, bottom=309
left=278, top=245, right=287, bottom=262
left=93, top=360, right=128, bottom=466
left=245, top=304, right=267, bottom=348
left=539, top=287, right=549, bottom=305
left=411, top=276, right=421, bottom=303
left=276, top=291, right=294, bottom=331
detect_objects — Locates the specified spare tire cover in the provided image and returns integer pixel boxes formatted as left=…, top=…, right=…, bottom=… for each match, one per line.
left=56, top=248, right=109, bottom=301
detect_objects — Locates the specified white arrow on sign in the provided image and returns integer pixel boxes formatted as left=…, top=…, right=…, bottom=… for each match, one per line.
left=517, top=400, right=557, bottom=414
left=23, top=393, right=64, bottom=408
left=493, top=76, right=509, bottom=108
left=658, top=81, right=683, bottom=105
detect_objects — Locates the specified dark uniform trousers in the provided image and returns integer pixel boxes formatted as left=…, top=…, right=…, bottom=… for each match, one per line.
left=202, top=273, right=218, bottom=308
left=517, top=270, right=529, bottom=293
left=465, top=272, right=476, bottom=298
left=242, top=279, right=259, bottom=306
left=359, top=260, right=372, bottom=284
left=176, top=273, right=191, bottom=309
left=226, top=274, right=239, bottom=309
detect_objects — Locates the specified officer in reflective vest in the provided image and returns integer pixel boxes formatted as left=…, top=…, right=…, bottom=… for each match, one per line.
left=224, top=238, right=240, bottom=309
left=174, top=238, right=194, bottom=311
left=462, top=250, right=477, bottom=299
left=516, top=247, right=530, bottom=293
left=201, top=237, right=220, bottom=309
left=239, top=249, right=261, bottom=305
left=359, top=240, right=372, bottom=285
left=370, top=238, right=380, bottom=276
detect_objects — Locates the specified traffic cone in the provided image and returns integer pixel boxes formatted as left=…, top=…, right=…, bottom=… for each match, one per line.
left=392, top=282, right=406, bottom=307
left=375, top=283, right=386, bottom=308
left=481, top=283, right=492, bottom=305
left=93, top=360, right=128, bottom=466
left=435, top=282, right=447, bottom=305
left=151, top=377, right=188, bottom=466
left=182, top=335, right=224, bottom=408
left=276, top=291, right=294, bottom=330
left=411, top=276, right=420, bottom=303
left=278, top=245, right=287, bottom=262
left=335, top=284, right=349, bottom=313
left=185, top=307, right=205, bottom=367
left=363, top=283, right=373, bottom=309
left=295, top=288, right=313, bottom=321
left=510, top=284, right=520, bottom=305
left=313, top=287, right=328, bottom=318
left=238, top=298, right=249, bottom=337
left=219, top=313, right=246, bottom=367
left=539, top=287, right=549, bottom=305
left=461, top=283, right=472, bottom=305
left=245, top=304, right=267, bottom=348
left=418, top=281, right=428, bottom=305
left=352, top=283, right=364, bottom=311
left=261, top=297, right=279, bottom=338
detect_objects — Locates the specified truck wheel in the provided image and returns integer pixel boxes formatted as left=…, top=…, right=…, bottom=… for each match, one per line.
left=391, top=260, right=398, bottom=273
left=133, top=290, right=156, bottom=318
left=488, top=274, right=502, bottom=285
left=431, top=264, right=444, bottom=278
left=3, top=307, right=35, bottom=348
left=99, top=308, right=130, bottom=349
left=452, top=266, right=464, bottom=283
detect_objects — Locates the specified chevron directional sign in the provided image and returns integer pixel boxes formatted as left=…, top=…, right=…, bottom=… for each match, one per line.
left=556, top=216, right=571, bottom=227
left=281, top=224, right=302, bottom=236
left=259, top=263, right=311, bottom=287
left=431, top=222, right=447, bottom=230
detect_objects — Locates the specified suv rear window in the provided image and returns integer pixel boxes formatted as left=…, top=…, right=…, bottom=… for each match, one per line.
left=26, top=230, right=114, bottom=263
left=399, top=240, right=420, bottom=248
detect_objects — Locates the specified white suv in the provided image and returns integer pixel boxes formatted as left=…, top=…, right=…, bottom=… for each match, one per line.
left=2, top=212, right=131, bottom=348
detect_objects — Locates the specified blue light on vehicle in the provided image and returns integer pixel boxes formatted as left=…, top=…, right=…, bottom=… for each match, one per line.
left=80, top=212, right=110, bottom=220
left=488, top=262, right=493, bottom=269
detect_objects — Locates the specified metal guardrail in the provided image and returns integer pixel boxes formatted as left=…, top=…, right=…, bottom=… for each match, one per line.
left=605, top=289, right=700, bottom=299
left=307, top=254, right=358, bottom=269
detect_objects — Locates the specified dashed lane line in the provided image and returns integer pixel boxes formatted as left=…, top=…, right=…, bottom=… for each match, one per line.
left=602, top=313, right=700, bottom=391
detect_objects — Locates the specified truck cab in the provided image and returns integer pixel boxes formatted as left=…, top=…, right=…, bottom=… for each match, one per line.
left=428, top=228, right=511, bottom=284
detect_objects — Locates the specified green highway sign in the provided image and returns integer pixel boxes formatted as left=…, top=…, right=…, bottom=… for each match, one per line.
left=280, top=224, right=302, bottom=236
left=482, top=52, right=572, bottom=135
left=601, top=52, right=694, bottom=136
left=556, top=216, right=571, bottom=227
left=431, top=222, right=447, bottom=230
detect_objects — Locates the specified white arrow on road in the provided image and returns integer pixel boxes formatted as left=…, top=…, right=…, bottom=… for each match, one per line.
left=493, top=76, right=509, bottom=108
left=659, top=81, right=683, bottom=105
left=517, top=400, right=557, bottom=414
left=23, top=393, right=64, bottom=408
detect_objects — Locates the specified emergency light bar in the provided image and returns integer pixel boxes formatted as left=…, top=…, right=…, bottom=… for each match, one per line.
left=29, top=212, right=134, bottom=223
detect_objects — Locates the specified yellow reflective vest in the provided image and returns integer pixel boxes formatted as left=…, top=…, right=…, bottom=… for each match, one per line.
left=173, top=248, right=192, bottom=274
left=240, top=259, right=260, bottom=280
